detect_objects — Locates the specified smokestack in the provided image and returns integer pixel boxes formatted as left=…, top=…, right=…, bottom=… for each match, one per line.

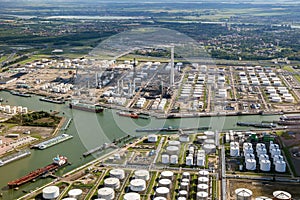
left=170, top=46, right=174, bottom=86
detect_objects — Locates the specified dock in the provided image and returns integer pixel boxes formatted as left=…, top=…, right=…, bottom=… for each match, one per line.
left=135, top=126, right=210, bottom=133
left=83, top=143, right=118, bottom=157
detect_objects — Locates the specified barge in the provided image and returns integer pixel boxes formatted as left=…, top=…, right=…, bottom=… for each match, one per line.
left=69, top=102, right=103, bottom=113
left=32, top=134, right=73, bottom=150
left=0, top=150, right=31, bottom=167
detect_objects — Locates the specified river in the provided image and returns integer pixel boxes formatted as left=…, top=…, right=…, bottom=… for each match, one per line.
left=0, top=90, right=281, bottom=199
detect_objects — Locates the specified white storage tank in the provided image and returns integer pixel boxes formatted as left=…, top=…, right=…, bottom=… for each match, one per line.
left=259, top=154, right=269, bottom=162
left=161, top=171, right=174, bottom=180
left=196, top=191, right=208, bottom=200
left=198, top=177, right=209, bottom=184
left=271, top=148, right=281, bottom=158
left=97, top=187, right=115, bottom=200
left=62, top=198, right=77, bottom=200
left=204, top=131, right=215, bottom=139
left=177, top=197, right=187, bottom=200
left=273, top=190, right=292, bottom=200
left=159, top=179, right=172, bottom=187
left=255, top=196, right=272, bottom=200
left=170, top=155, right=178, bottom=164
left=179, top=190, right=188, bottom=198
left=148, top=134, right=158, bottom=142
left=256, top=148, right=267, bottom=156
left=245, top=153, right=255, bottom=160
left=68, top=189, right=83, bottom=199
left=204, top=139, right=215, bottom=144
left=166, top=145, right=179, bottom=155
left=245, top=159, right=256, bottom=171
left=235, top=188, right=253, bottom=200
left=273, top=155, right=283, bottom=163
left=203, top=144, right=216, bottom=154
left=197, top=135, right=207, bottom=143
left=168, top=140, right=180, bottom=146
left=182, top=172, right=190, bottom=179
left=180, top=182, right=189, bottom=190
left=256, top=143, right=266, bottom=149
left=179, top=134, right=190, bottom=142
left=110, top=169, right=125, bottom=180
left=162, top=154, right=170, bottom=164
left=275, top=160, right=286, bottom=173
left=186, top=156, right=193, bottom=166
left=197, top=184, right=209, bottom=192
left=156, top=187, right=170, bottom=198
left=134, top=170, right=150, bottom=181
left=104, top=177, right=120, bottom=189
left=123, top=192, right=141, bottom=200
left=153, top=197, right=167, bottom=200
left=182, top=178, right=189, bottom=183
left=244, top=147, right=254, bottom=154
left=260, top=159, right=271, bottom=172
left=43, top=186, right=60, bottom=199
left=230, top=145, right=240, bottom=157
left=197, top=156, right=205, bottom=167
left=130, top=179, right=146, bottom=192
left=198, top=170, right=209, bottom=178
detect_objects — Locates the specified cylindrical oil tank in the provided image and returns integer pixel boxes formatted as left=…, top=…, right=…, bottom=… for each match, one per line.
left=198, top=170, right=209, bottom=177
left=204, top=139, right=215, bottom=144
left=179, top=134, right=190, bottom=142
left=123, top=192, right=141, bottom=200
left=275, top=160, right=286, bottom=173
left=197, top=184, right=209, bottom=192
left=186, top=156, right=193, bottom=166
left=168, top=140, right=180, bottom=147
left=158, top=179, right=172, bottom=188
left=153, top=197, right=167, bottom=200
left=62, top=198, right=76, bottom=200
left=230, top=146, right=240, bottom=157
left=43, top=186, right=60, bottom=200
left=156, top=187, right=170, bottom=198
left=198, top=177, right=209, bottom=184
left=180, top=182, right=189, bottom=190
left=166, top=145, right=179, bottom=155
left=196, top=191, right=208, bottom=200
left=68, top=189, right=83, bottom=199
left=255, top=196, right=272, bottom=200
left=256, top=148, right=267, bottom=156
left=104, top=177, right=120, bottom=189
left=204, top=131, right=215, bottom=139
left=177, top=197, right=187, bottom=200
left=170, top=155, right=178, bottom=164
left=243, top=143, right=252, bottom=150
left=245, top=153, right=255, bottom=159
left=230, top=142, right=239, bottom=147
left=235, top=188, right=253, bottom=200
left=256, top=143, right=266, bottom=149
left=130, top=179, right=146, bottom=192
left=182, top=172, right=190, bottom=179
left=197, top=135, right=207, bottom=143
left=273, top=190, right=292, bottom=200
left=260, top=159, right=271, bottom=172
left=245, top=159, right=256, bottom=171
left=182, top=178, right=189, bottom=183
left=243, top=147, right=254, bottom=154
left=97, top=187, right=115, bottom=200
left=197, top=156, right=205, bottom=167
left=273, top=155, right=283, bottom=163
left=134, top=170, right=150, bottom=181
left=179, top=190, right=188, bottom=198
left=110, top=169, right=125, bottom=180
left=271, top=148, right=281, bottom=158
left=203, top=144, right=216, bottom=154
left=259, top=154, right=269, bottom=162
left=270, top=144, right=279, bottom=151
left=161, top=154, right=170, bottom=164
left=161, top=171, right=174, bottom=180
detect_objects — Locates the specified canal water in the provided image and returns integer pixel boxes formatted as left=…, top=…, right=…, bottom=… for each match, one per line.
left=0, top=91, right=280, bottom=199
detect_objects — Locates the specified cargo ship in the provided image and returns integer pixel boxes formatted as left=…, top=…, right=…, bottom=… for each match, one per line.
left=0, top=150, right=31, bottom=167
left=8, top=155, right=68, bottom=188
left=118, top=111, right=139, bottom=119
left=237, top=122, right=276, bottom=128
left=280, top=115, right=300, bottom=121
left=69, top=102, right=103, bottom=113
left=32, top=134, right=73, bottom=150
left=39, top=97, right=65, bottom=104
left=277, top=120, right=300, bottom=125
